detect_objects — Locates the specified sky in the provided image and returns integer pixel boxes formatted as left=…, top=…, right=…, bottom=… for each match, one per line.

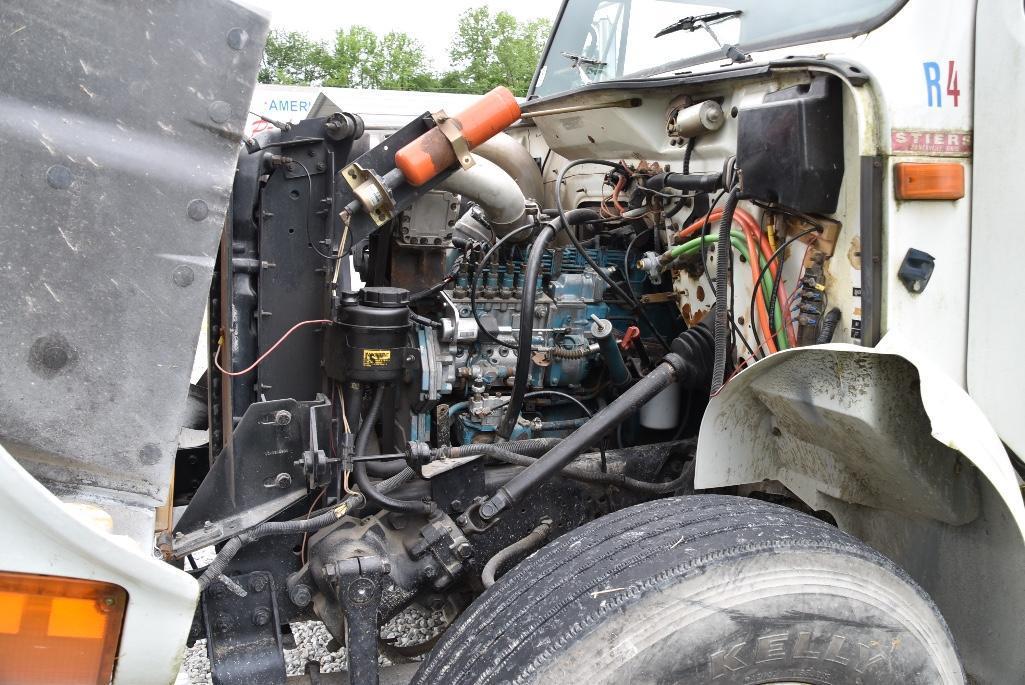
left=245, top=0, right=563, bottom=72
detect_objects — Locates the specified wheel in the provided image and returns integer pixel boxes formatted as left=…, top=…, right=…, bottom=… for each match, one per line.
left=414, top=495, right=964, bottom=684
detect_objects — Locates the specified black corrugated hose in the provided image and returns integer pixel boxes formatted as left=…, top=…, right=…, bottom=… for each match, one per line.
left=710, top=187, right=740, bottom=394
left=816, top=308, right=842, bottom=344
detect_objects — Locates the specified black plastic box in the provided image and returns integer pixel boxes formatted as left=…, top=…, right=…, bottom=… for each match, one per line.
left=736, top=75, right=845, bottom=214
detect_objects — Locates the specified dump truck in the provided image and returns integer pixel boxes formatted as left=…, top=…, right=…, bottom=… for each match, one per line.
left=1, top=0, right=1022, bottom=683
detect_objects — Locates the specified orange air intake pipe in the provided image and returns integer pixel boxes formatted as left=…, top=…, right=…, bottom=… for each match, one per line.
left=395, top=86, right=522, bottom=186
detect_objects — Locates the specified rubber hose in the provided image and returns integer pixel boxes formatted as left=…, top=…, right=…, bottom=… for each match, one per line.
left=353, top=386, right=433, bottom=515
left=816, top=307, right=842, bottom=344
left=410, top=312, right=443, bottom=329
left=462, top=442, right=689, bottom=495
left=481, top=519, right=552, bottom=588
left=195, top=463, right=419, bottom=591
left=496, top=223, right=557, bottom=439
left=711, top=188, right=739, bottom=394
left=197, top=506, right=353, bottom=590
left=364, top=459, right=409, bottom=478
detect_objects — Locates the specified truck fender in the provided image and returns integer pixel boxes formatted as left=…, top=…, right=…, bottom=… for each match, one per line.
left=0, top=443, right=197, bottom=685
left=695, top=340, right=1025, bottom=684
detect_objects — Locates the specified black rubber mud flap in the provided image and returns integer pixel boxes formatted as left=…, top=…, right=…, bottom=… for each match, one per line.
left=414, top=495, right=964, bottom=684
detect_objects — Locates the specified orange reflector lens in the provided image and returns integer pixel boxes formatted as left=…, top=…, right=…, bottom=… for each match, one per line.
left=0, top=573, right=126, bottom=685
left=894, top=161, right=965, bottom=200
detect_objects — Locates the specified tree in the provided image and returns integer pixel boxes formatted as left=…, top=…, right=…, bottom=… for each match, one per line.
left=328, top=25, right=380, bottom=88
left=258, top=30, right=331, bottom=85
left=377, top=32, right=434, bottom=91
left=256, top=7, right=552, bottom=95
left=448, top=7, right=551, bottom=95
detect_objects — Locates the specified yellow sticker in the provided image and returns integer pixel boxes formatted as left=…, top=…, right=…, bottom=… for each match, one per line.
left=363, top=349, right=391, bottom=367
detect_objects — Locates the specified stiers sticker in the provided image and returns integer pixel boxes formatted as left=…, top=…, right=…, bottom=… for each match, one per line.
left=363, top=350, right=391, bottom=367
left=891, top=129, right=972, bottom=157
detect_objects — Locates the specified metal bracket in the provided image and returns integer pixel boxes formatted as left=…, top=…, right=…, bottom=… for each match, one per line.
left=341, top=162, right=395, bottom=227
left=326, top=556, right=390, bottom=685
left=432, top=110, right=475, bottom=170
left=203, top=571, right=286, bottom=685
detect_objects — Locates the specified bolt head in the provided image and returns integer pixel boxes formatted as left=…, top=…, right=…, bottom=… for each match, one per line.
left=252, top=608, right=272, bottom=626
left=456, top=542, right=474, bottom=559
left=274, top=410, right=292, bottom=426
left=290, top=584, right=312, bottom=607
left=250, top=576, right=268, bottom=593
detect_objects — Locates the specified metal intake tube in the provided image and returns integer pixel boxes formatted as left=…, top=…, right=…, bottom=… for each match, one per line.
left=473, top=132, right=544, bottom=204
left=438, top=154, right=527, bottom=236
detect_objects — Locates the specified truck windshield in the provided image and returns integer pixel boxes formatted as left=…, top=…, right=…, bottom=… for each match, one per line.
left=531, top=0, right=907, bottom=97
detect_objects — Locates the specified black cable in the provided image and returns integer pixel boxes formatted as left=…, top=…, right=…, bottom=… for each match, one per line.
left=409, top=276, right=454, bottom=302
left=555, top=159, right=672, bottom=353
left=748, top=200, right=825, bottom=230
left=682, top=136, right=696, bottom=175
left=524, top=390, right=593, bottom=417
left=470, top=224, right=536, bottom=350
left=623, top=227, right=653, bottom=304
left=293, top=160, right=341, bottom=261
left=747, top=226, right=822, bottom=359
left=484, top=390, right=594, bottom=417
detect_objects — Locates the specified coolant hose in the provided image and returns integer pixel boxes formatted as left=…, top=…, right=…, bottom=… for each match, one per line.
left=481, top=519, right=552, bottom=588
left=711, top=188, right=740, bottom=394
left=353, top=386, right=433, bottom=515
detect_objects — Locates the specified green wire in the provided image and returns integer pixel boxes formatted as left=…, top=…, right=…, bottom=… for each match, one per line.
left=665, top=232, right=789, bottom=350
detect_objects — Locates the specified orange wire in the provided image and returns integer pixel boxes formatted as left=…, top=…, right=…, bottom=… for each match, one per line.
left=300, top=488, right=327, bottom=566
left=676, top=209, right=778, bottom=353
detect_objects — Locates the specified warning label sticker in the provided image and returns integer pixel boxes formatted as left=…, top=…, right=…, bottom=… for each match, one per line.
left=891, top=129, right=972, bottom=157
left=363, top=350, right=392, bottom=367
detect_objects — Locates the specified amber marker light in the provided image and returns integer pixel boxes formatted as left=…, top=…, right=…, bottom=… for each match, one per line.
left=894, top=161, right=965, bottom=200
left=0, top=572, right=127, bottom=685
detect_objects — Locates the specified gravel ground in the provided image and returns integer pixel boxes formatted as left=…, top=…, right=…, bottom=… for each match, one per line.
left=178, top=548, right=447, bottom=683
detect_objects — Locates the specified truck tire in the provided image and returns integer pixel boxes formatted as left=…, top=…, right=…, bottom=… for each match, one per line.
left=414, top=495, right=964, bottom=684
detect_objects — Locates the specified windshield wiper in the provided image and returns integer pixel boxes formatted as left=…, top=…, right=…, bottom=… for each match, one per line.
left=655, top=10, right=750, bottom=64
left=560, top=52, right=608, bottom=85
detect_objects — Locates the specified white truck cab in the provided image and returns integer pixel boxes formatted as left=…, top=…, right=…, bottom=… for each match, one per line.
left=0, top=1, right=1022, bottom=683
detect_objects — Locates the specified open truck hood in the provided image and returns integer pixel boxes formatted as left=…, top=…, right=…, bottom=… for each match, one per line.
left=0, top=0, right=268, bottom=543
